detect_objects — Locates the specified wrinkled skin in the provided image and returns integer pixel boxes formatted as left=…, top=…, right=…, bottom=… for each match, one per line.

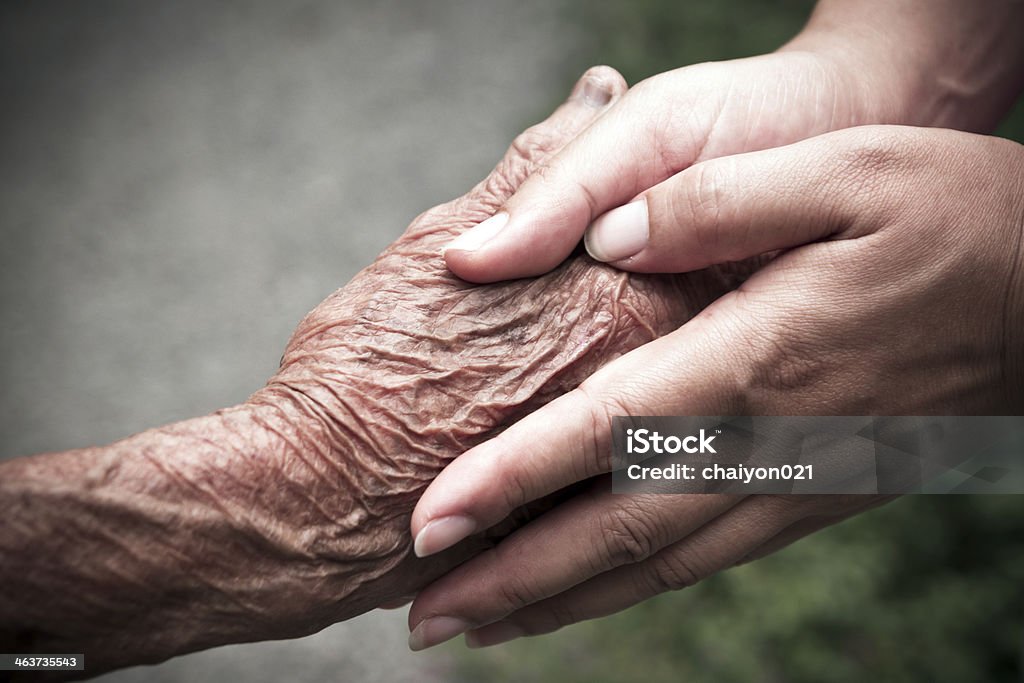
left=0, top=76, right=749, bottom=678
left=248, top=92, right=752, bottom=631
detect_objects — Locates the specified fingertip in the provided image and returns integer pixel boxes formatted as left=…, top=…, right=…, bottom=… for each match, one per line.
left=571, top=65, right=628, bottom=108
left=413, top=514, right=477, bottom=558
left=443, top=250, right=568, bottom=283
left=408, top=616, right=472, bottom=651
left=442, top=213, right=580, bottom=282
left=441, top=211, right=524, bottom=282
left=441, top=246, right=503, bottom=284
left=443, top=213, right=509, bottom=255
left=411, top=446, right=491, bottom=552
left=583, top=198, right=650, bottom=265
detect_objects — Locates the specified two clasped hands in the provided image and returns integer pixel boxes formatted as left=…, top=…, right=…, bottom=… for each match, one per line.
left=405, top=0, right=1024, bottom=651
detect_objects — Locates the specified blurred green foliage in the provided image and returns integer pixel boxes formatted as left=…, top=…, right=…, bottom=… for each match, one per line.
left=451, top=2, right=1024, bottom=681
left=541, top=0, right=1024, bottom=143
left=998, top=96, right=1024, bottom=143
left=559, top=0, right=816, bottom=85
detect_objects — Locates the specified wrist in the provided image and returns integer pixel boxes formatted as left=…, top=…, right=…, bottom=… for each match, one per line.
left=779, top=25, right=939, bottom=130
left=0, top=397, right=414, bottom=673
left=241, top=385, right=417, bottom=567
left=782, top=2, right=1024, bottom=133
left=242, top=384, right=480, bottom=606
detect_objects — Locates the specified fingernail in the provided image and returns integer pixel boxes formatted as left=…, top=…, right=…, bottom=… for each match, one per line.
left=584, top=199, right=649, bottom=262
left=580, top=77, right=613, bottom=107
left=465, top=621, right=527, bottom=649
left=443, top=213, right=509, bottom=254
left=413, top=515, right=477, bottom=558
left=408, top=616, right=472, bottom=651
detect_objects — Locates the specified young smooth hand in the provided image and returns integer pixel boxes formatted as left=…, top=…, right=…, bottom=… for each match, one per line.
left=443, top=0, right=1024, bottom=283
left=408, top=125, right=1024, bottom=650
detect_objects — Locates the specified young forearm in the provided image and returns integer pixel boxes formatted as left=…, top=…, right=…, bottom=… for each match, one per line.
left=785, top=0, right=1024, bottom=131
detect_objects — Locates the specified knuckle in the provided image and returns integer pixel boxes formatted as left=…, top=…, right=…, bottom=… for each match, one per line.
left=494, top=575, right=540, bottom=614
left=840, top=127, right=910, bottom=171
left=490, top=435, right=535, bottom=514
left=678, top=159, right=734, bottom=255
left=496, top=461, right=533, bottom=514
left=495, top=581, right=536, bottom=614
left=544, top=599, right=581, bottom=632
left=510, top=126, right=559, bottom=165
left=485, top=128, right=561, bottom=198
left=834, top=127, right=919, bottom=201
left=573, top=384, right=625, bottom=478
left=643, top=551, right=703, bottom=593
left=760, top=340, right=822, bottom=394
left=600, top=505, right=660, bottom=566
left=731, top=316, right=833, bottom=410
left=480, top=167, right=519, bottom=206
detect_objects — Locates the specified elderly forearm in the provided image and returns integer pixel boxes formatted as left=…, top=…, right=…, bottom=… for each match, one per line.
left=0, top=396, right=435, bottom=675
left=784, top=0, right=1024, bottom=132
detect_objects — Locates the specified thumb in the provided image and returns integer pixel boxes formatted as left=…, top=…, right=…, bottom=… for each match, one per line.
left=444, top=67, right=674, bottom=283
left=584, top=128, right=888, bottom=273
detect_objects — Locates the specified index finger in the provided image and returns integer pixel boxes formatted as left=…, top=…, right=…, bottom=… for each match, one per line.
left=410, top=384, right=614, bottom=557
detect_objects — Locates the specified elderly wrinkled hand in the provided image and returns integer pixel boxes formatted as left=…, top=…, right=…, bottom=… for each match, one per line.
left=0, top=70, right=751, bottom=677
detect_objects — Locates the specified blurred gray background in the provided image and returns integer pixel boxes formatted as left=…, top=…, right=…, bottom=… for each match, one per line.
left=0, top=1, right=574, bottom=680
